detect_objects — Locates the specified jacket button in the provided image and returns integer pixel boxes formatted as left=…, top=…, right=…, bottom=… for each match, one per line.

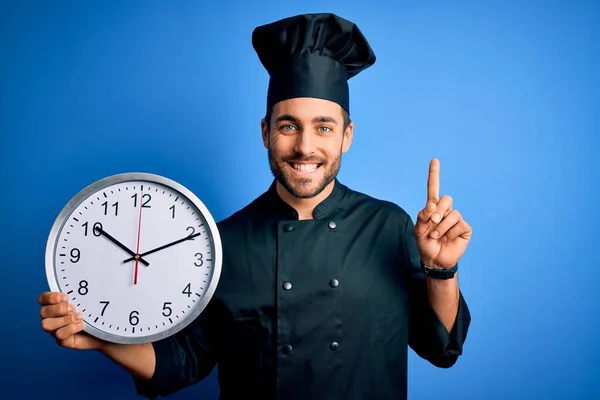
left=330, top=342, right=340, bottom=351
left=328, top=221, right=337, bottom=229
left=283, top=282, right=292, bottom=290
left=329, top=279, right=339, bottom=288
left=283, top=224, right=293, bottom=232
left=282, top=344, right=293, bottom=354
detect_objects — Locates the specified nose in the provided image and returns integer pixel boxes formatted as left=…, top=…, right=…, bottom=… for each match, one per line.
left=294, top=131, right=316, bottom=155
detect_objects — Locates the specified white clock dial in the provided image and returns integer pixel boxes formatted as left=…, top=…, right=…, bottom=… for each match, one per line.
left=45, top=173, right=222, bottom=344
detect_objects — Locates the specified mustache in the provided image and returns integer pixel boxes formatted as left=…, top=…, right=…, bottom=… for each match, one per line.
left=280, top=154, right=325, bottom=164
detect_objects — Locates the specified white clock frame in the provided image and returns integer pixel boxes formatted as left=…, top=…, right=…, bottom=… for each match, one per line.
left=44, top=172, right=223, bottom=344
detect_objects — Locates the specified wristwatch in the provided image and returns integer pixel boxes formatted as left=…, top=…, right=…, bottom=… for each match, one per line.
left=421, top=261, right=458, bottom=280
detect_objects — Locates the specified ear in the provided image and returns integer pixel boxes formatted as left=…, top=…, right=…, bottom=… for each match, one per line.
left=261, top=118, right=269, bottom=149
left=342, top=122, right=354, bottom=153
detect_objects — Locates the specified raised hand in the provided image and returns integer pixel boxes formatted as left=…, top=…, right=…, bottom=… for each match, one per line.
left=414, top=158, right=472, bottom=269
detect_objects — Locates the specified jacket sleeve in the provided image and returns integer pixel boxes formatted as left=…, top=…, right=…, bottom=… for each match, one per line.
left=402, top=215, right=471, bottom=368
left=132, top=301, right=220, bottom=399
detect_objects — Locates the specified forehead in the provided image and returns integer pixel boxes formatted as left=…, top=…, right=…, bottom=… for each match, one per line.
left=272, top=97, right=343, bottom=120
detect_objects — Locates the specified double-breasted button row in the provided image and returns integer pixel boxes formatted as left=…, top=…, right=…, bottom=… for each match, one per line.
left=281, top=280, right=339, bottom=290
left=281, top=342, right=340, bottom=354
left=282, top=221, right=336, bottom=232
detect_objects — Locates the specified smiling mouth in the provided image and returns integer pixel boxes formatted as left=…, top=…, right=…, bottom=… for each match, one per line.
left=288, top=162, right=322, bottom=173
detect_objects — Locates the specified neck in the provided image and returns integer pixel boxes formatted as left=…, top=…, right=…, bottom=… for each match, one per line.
left=276, top=180, right=336, bottom=220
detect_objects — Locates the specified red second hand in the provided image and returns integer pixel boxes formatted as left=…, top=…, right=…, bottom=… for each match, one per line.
left=133, top=189, right=144, bottom=285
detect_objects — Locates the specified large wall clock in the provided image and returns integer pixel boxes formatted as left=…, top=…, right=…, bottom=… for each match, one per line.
left=45, top=172, right=222, bottom=344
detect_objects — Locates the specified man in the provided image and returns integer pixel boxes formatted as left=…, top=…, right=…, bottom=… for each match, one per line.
left=38, top=13, right=472, bottom=399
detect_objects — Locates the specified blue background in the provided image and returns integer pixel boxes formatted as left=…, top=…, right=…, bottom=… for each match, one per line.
left=1, top=1, right=598, bottom=399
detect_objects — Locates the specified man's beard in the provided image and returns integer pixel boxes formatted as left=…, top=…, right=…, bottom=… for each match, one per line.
left=268, top=148, right=342, bottom=199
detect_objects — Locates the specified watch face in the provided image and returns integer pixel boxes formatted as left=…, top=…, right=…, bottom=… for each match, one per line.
left=45, top=173, right=222, bottom=344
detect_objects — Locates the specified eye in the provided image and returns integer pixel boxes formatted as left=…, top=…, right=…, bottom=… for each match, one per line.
left=279, top=124, right=297, bottom=132
left=318, top=126, right=333, bottom=133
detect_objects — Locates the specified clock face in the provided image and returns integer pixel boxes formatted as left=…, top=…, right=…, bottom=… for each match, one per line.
left=45, top=173, right=222, bottom=344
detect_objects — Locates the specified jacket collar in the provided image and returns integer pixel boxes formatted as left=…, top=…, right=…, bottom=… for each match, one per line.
left=265, top=178, right=346, bottom=220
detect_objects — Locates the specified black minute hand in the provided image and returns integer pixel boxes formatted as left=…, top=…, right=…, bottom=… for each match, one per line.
left=95, top=227, right=150, bottom=266
left=122, top=232, right=201, bottom=263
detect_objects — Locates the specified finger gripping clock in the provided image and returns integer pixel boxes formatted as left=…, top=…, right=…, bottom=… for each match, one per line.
left=45, top=173, right=222, bottom=344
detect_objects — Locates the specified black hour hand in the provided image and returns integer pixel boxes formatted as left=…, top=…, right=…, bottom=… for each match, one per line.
left=94, top=226, right=150, bottom=266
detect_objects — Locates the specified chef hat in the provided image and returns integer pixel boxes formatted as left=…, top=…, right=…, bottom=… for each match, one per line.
left=252, top=13, right=376, bottom=115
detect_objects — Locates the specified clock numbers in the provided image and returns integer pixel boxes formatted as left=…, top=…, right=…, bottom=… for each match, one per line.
left=162, top=302, right=173, bottom=317
left=186, top=226, right=196, bottom=237
left=100, top=301, right=110, bottom=316
left=70, top=248, right=80, bottom=263
left=129, top=311, right=140, bottom=326
left=50, top=176, right=219, bottom=344
left=78, top=280, right=89, bottom=295
left=102, top=201, right=119, bottom=216
left=82, top=221, right=103, bottom=236
left=131, top=193, right=151, bottom=208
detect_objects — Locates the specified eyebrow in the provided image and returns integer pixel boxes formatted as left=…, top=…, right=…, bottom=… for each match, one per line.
left=275, top=114, right=339, bottom=126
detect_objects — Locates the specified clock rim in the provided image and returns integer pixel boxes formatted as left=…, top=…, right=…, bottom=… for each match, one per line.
left=44, top=172, right=223, bottom=345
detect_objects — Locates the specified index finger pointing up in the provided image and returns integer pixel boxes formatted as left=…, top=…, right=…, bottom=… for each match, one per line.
left=427, top=158, right=440, bottom=202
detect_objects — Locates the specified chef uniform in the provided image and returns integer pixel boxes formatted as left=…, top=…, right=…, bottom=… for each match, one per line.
left=134, top=13, right=471, bottom=400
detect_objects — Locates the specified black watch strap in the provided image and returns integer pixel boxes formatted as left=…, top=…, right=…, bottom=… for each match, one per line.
left=421, top=261, right=458, bottom=280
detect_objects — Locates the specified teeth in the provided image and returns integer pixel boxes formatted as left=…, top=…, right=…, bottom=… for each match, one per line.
left=292, top=163, right=318, bottom=173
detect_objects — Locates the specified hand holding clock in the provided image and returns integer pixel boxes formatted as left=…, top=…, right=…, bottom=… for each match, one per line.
left=38, top=173, right=221, bottom=383
left=37, top=196, right=148, bottom=349
left=38, top=292, right=104, bottom=350
left=37, top=228, right=202, bottom=351
left=38, top=291, right=156, bottom=380
left=36, top=197, right=200, bottom=367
